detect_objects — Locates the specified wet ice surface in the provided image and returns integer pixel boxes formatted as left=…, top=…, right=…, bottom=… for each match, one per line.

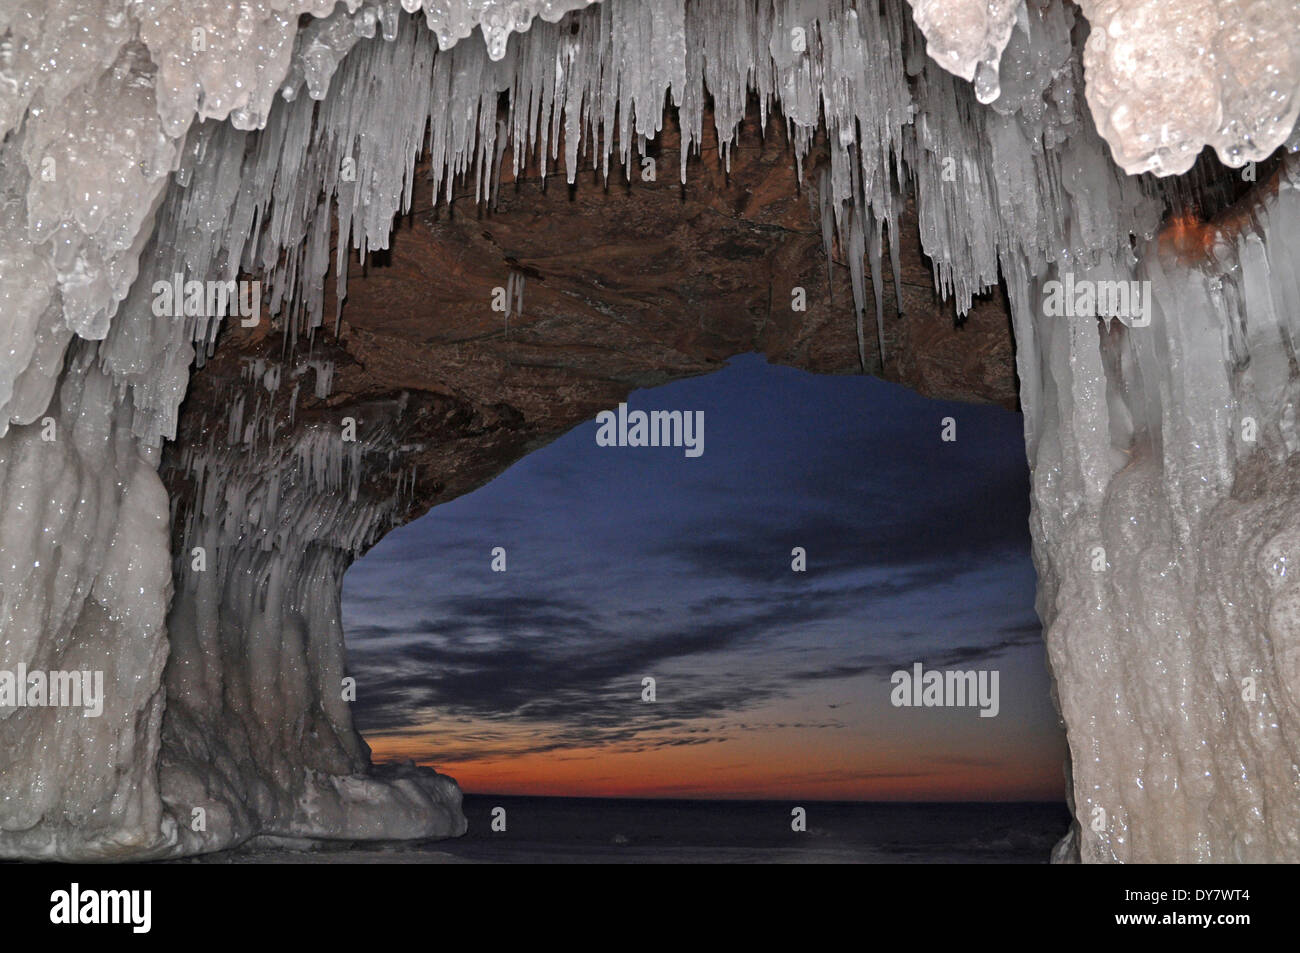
left=907, top=0, right=1300, bottom=175
left=1075, top=0, right=1300, bottom=175
left=1033, top=165, right=1300, bottom=862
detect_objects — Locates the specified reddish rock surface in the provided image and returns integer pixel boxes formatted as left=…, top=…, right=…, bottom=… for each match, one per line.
left=174, top=109, right=1017, bottom=530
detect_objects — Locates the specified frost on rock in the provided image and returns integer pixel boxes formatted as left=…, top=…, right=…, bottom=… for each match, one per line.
left=0, top=0, right=1299, bottom=860
left=1075, top=0, right=1300, bottom=175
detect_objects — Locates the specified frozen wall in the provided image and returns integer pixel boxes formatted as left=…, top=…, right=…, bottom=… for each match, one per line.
left=1031, top=163, right=1300, bottom=862
left=0, top=350, right=172, bottom=858
left=162, top=368, right=463, bottom=852
left=0, top=0, right=1297, bottom=859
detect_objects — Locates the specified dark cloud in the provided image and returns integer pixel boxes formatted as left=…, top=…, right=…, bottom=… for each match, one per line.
left=341, top=355, right=1054, bottom=775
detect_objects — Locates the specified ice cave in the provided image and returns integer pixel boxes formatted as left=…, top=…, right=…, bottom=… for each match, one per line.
left=0, top=0, right=1298, bottom=863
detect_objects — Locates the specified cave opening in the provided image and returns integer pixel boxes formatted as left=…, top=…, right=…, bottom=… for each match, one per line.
left=339, top=352, right=1070, bottom=861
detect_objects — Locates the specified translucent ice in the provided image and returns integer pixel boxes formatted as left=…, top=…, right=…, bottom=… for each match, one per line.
left=1029, top=158, right=1300, bottom=861
left=905, top=0, right=1025, bottom=104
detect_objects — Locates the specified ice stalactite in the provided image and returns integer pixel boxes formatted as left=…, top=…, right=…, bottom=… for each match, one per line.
left=903, top=0, right=1025, bottom=105
left=0, top=0, right=614, bottom=441
left=0, top=1, right=1293, bottom=434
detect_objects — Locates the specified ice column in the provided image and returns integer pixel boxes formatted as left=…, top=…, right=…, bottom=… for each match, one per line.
left=160, top=374, right=464, bottom=852
left=1028, top=161, right=1300, bottom=862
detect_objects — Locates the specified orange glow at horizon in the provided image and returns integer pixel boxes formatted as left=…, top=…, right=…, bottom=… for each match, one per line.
left=364, top=722, right=1064, bottom=802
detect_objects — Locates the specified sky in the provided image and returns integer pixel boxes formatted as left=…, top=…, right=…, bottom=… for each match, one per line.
left=341, top=353, right=1068, bottom=801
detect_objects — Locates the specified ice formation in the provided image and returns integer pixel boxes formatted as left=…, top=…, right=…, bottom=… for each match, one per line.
left=0, top=0, right=1298, bottom=859
left=907, top=0, right=1300, bottom=176
left=1075, top=0, right=1300, bottom=175
left=1032, top=168, right=1300, bottom=861
left=904, top=0, right=1024, bottom=104
left=162, top=380, right=462, bottom=853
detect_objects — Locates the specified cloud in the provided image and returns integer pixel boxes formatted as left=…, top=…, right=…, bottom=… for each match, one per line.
left=340, top=355, right=1050, bottom=775
left=346, top=585, right=1044, bottom=765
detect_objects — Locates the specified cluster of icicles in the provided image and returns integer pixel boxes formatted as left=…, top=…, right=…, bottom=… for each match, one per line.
left=2, top=0, right=1296, bottom=449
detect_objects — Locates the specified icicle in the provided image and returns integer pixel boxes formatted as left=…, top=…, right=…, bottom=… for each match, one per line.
left=867, top=209, right=886, bottom=371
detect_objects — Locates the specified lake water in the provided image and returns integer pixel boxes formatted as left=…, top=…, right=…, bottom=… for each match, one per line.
left=194, top=796, right=1070, bottom=863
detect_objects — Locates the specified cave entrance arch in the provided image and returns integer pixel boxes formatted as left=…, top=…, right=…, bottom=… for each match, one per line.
left=152, top=105, right=1029, bottom=858
left=338, top=353, right=1069, bottom=861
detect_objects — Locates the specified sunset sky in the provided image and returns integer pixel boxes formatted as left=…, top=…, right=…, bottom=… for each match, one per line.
left=341, top=353, right=1067, bottom=801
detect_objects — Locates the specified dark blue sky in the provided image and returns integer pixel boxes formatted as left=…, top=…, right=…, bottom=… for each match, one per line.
left=342, top=353, right=1067, bottom=800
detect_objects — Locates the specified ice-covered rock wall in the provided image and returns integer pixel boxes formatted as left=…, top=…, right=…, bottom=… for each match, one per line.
left=1031, top=165, right=1300, bottom=862
left=162, top=364, right=463, bottom=852
left=0, top=0, right=560, bottom=859
left=1, top=0, right=1298, bottom=859
left=0, top=348, right=172, bottom=858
